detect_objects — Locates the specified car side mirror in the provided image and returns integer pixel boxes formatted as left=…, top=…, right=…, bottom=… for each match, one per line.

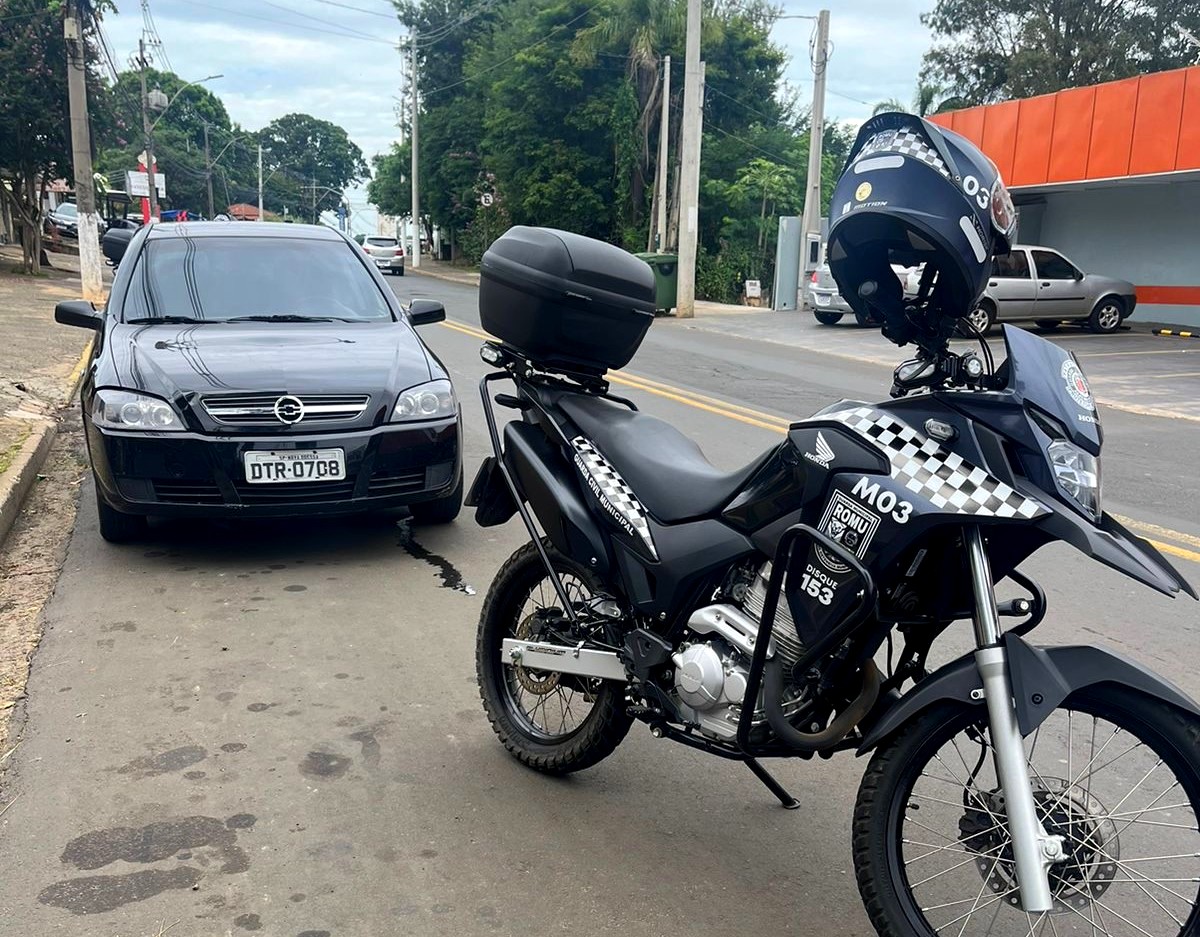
left=55, top=300, right=103, bottom=330
left=408, top=298, right=446, bottom=326
left=1074, top=270, right=1084, bottom=281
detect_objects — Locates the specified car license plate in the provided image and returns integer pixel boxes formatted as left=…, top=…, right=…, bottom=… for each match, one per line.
left=374, top=259, right=390, bottom=267
left=814, top=291, right=831, bottom=303
left=244, top=449, right=346, bottom=484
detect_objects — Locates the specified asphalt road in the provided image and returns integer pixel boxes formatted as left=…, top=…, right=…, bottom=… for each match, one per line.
left=1, top=272, right=1197, bottom=936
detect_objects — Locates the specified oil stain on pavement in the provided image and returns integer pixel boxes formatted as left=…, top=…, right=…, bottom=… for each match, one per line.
left=38, top=814, right=254, bottom=914
left=298, top=750, right=351, bottom=779
left=115, top=745, right=207, bottom=778
left=397, top=522, right=475, bottom=594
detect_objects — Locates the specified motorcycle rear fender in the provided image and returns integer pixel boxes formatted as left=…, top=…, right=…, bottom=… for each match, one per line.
left=502, top=421, right=612, bottom=577
left=858, top=633, right=1200, bottom=753
left=1040, top=506, right=1196, bottom=599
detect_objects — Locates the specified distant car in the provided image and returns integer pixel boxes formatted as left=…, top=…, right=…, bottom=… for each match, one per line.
left=360, top=235, right=405, bottom=275
left=969, top=245, right=1136, bottom=334
left=47, top=202, right=106, bottom=240
left=55, top=222, right=462, bottom=542
left=809, top=263, right=915, bottom=326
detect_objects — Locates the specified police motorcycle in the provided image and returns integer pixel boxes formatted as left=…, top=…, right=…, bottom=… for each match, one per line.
left=466, top=112, right=1200, bottom=936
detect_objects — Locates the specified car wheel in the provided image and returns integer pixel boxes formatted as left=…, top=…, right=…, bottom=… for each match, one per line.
left=1035, top=319, right=1061, bottom=330
left=1088, top=296, right=1124, bottom=333
left=813, top=311, right=843, bottom=325
left=397, top=267, right=405, bottom=276
left=966, top=301, right=995, bottom=335
left=96, top=487, right=148, bottom=544
left=409, top=475, right=462, bottom=525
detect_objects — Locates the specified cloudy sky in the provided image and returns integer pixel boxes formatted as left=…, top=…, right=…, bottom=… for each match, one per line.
left=103, top=0, right=937, bottom=234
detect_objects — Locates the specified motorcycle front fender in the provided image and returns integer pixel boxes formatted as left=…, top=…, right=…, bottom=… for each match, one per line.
left=1040, top=507, right=1196, bottom=599
left=857, top=634, right=1200, bottom=754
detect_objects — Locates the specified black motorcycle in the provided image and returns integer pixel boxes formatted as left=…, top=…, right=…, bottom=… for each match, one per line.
left=467, top=227, right=1200, bottom=937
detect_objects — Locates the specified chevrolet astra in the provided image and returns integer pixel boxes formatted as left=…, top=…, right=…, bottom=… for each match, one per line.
left=56, top=221, right=462, bottom=542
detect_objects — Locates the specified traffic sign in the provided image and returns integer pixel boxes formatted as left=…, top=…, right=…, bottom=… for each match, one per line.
left=480, top=192, right=494, bottom=207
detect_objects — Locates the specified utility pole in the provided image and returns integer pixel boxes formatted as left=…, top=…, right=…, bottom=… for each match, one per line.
left=138, top=39, right=160, bottom=224
left=203, top=123, right=214, bottom=218
left=799, top=9, right=830, bottom=284
left=409, top=31, right=421, bottom=268
left=675, top=0, right=703, bottom=319
left=649, top=55, right=671, bottom=253
left=257, top=144, right=263, bottom=222
left=64, top=0, right=103, bottom=301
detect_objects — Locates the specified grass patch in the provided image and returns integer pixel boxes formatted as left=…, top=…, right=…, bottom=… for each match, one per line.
left=0, top=428, right=32, bottom=477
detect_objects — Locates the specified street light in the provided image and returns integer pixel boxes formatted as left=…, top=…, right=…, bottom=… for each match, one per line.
left=138, top=51, right=222, bottom=221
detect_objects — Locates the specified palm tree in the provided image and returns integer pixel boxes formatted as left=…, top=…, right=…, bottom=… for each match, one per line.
left=871, top=98, right=907, bottom=116
left=571, top=0, right=686, bottom=223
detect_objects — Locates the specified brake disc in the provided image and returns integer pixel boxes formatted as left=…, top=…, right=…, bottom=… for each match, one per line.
left=512, top=612, right=561, bottom=696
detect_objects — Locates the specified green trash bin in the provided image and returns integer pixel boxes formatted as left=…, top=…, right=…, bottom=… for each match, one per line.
left=634, top=251, right=678, bottom=314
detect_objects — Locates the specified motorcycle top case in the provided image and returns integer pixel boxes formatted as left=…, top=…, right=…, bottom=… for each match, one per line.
left=479, top=226, right=656, bottom=375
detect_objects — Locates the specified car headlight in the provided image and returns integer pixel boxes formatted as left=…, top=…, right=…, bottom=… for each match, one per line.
left=1048, top=440, right=1101, bottom=519
left=91, top=389, right=184, bottom=431
left=391, top=379, right=456, bottom=422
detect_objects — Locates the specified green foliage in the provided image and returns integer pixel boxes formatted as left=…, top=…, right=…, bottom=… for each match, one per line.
left=458, top=193, right=512, bottom=264
left=922, top=0, right=1200, bottom=106
left=259, top=113, right=368, bottom=223
left=695, top=243, right=756, bottom=305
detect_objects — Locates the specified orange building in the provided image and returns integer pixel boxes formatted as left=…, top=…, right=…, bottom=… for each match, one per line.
left=929, top=66, right=1200, bottom=327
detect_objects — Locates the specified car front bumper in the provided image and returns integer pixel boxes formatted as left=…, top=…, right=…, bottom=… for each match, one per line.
left=87, top=418, right=460, bottom=517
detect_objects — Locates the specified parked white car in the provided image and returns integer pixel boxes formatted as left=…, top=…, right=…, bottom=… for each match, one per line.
left=360, top=236, right=405, bottom=275
left=810, top=263, right=916, bottom=326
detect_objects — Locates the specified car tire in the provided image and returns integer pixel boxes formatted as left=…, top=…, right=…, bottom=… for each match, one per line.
left=813, top=311, right=843, bottom=325
left=397, top=267, right=405, bottom=276
left=409, top=475, right=463, bottom=525
left=96, top=487, right=148, bottom=544
left=1088, top=296, right=1124, bottom=333
left=966, top=300, right=995, bottom=335
left=1035, top=319, right=1061, bottom=330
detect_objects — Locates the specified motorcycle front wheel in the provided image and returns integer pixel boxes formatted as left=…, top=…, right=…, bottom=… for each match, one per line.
left=854, top=685, right=1200, bottom=936
left=476, top=540, right=633, bottom=774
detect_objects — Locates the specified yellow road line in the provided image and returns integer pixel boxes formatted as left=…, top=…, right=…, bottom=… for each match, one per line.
left=439, top=318, right=1200, bottom=564
left=65, top=338, right=93, bottom=398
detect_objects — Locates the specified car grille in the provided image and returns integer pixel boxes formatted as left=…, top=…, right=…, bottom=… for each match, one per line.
left=201, top=393, right=371, bottom=426
left=367, top=468, right=426, bottom=496
left=231, top=479, right=359, bottom=504
left=152, top=480, right=224, bottom=504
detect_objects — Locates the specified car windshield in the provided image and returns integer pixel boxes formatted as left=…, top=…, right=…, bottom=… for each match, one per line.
left=56, top=203, right=78, bottom=219
left=122, top=235, right=394, bottom=323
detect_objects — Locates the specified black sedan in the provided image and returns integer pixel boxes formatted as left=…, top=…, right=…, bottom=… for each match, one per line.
left=56, top=221, right=461, bottom=542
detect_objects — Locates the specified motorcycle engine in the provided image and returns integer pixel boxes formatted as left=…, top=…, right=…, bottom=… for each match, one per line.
left=671, top=565, right=807, bottom=742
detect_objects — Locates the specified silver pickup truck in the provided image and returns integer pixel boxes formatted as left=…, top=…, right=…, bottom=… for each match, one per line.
left=969, top=245, right=1136, bottom=334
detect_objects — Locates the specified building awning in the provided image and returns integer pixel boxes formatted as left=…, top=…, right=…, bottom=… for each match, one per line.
left=928, top=66, right=1200, bottom=190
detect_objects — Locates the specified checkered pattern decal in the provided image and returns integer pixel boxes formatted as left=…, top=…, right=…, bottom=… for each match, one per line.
left=859, top=127, right=951, bottom=180
left=827, top=407, right=1046, bottom=519
left=571, top=437, right=658, bottom=559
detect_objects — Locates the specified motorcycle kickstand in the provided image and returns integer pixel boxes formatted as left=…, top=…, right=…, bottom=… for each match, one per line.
left=744, top=757, right=800, bottom=810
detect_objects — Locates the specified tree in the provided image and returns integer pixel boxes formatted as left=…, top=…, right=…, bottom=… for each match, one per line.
left=0, top=0, right=106, bottom=272
left=922, top=0, right=1200, bottom=106
left=258, top=113, right=368, bottom=222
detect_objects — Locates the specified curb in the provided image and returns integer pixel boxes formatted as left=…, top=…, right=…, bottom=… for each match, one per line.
left=1153, top=328, right=1199, bottom=339
left=0, top=420, right=57, bottom=547
left=63, top=338, right=93, bottom=405
left=409, top=265, right=481, bottom=287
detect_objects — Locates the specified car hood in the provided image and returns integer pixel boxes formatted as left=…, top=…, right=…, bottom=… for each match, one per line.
left=101, top=321, right=434, bottom=402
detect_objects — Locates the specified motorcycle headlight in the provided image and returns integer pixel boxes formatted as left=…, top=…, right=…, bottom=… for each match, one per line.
left=391, top=379, right=456, bottom=422
left=92, top=389, right=184, bottom=431
left=1048, top=440, right=1101, bottom=519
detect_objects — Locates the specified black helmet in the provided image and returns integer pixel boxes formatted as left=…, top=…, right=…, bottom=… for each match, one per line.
left=826, top=111, right=1016, bottom=345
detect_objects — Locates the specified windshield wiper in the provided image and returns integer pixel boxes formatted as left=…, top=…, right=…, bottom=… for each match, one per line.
left=125, top=315, right=213, bottom=324
left=224, top=314, right=342, bottom=323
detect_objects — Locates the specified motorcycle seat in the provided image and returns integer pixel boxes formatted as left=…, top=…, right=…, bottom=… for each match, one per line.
left=559, top=394, right=776, bottom=524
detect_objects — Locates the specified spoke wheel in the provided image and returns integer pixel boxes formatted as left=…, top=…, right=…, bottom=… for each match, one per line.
left=854, top=686, right=1200, bottom=937
left=476, top=540, right=632, bottom=774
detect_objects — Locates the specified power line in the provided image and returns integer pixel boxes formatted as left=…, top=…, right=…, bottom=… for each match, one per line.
left=172, top=0, right=399, bottom=45
left=251, top=0, right=391, bottom=43
left=307, top=0, right=397, bottom=19
left=423, top=3, right=600, bottom=98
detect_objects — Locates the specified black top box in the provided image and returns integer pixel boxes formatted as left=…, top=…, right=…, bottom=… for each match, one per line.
left=479, top=226, right=656, bottom=375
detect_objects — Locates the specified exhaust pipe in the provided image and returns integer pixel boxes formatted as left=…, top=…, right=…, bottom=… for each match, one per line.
left=763, top=657, right=880, bottom=752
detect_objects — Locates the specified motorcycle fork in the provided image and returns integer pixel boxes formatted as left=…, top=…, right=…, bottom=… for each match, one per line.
left=965, top=526, right=1064, bottom=914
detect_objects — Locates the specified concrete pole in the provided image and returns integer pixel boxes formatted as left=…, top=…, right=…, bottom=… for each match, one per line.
left=655, top=55, right=670, bottom=252
left=410, top=32, right=421, bottom=268
left=65, top=0, right=103, bottom=301
left=139, top=40, right=160, bottom=224
left=204, top=124, right=215, bottom=218
left=799, top=9, right=830, bottom=280
left=257, top=144, right=263, bottom=221
left=675, top=0, right=703, bottom=319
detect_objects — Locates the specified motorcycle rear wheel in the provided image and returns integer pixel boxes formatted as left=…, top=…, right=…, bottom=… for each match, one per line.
left=853, top=685, right=1200, bottom=937
left=476, top=540, right=632, bottom=774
